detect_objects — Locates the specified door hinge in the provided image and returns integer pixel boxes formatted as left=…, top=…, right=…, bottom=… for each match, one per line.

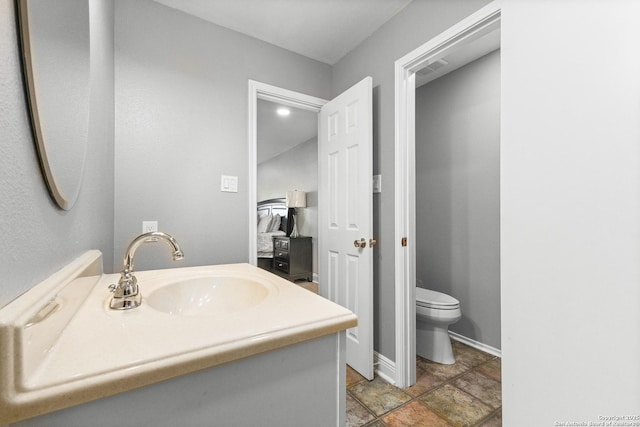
left=401, top=237, right=407, bottom=247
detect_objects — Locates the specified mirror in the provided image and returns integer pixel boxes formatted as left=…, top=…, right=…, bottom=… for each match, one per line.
left=17, top=0, right=90, bottom=210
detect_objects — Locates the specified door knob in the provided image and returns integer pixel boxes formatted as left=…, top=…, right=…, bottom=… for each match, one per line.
left=369, top=238, right=377, bottom=248
left=354, top=238, right=366, bottom=248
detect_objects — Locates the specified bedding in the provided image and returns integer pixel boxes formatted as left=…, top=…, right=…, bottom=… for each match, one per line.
left=257, top=230, right=286, bottom=257
left=257, top=214, right=273, bottom=233
left=257, top=198, right=289, bottom=259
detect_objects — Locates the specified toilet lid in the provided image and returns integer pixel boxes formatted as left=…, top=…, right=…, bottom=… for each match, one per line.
left=416, top=287, right=459, bottom=308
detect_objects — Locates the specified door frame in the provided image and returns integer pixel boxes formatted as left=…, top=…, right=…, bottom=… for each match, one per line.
left=247, top=80, right=327, bottom=266
left=393, top=2, right=501, bottom=388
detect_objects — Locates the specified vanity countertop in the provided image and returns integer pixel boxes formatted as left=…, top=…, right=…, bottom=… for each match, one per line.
left=0, top=251, right=357, bottom=424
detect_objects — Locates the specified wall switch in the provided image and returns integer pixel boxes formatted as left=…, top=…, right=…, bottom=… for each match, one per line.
left=142, top=221, right=158, bottom=233
left=221, top=175, right=238, bottom=193
left=373, top=174, right=382, bottom=193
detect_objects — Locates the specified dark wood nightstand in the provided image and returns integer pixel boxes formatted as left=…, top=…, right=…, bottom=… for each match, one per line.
left=272, top=236, right=312, bottom=282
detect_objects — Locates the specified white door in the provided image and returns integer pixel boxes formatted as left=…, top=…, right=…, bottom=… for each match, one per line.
left=318, top=77, right=374, bottom=380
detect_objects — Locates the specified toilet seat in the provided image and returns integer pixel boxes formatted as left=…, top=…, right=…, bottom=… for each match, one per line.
left=416, top=287, right=460, bottom=310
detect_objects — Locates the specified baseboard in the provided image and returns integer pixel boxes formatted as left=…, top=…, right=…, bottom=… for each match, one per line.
left=372, top=334, right=500, bottom=387
left=372, top=335, right=499, bottom=388
left=449, top=331, right=501, bottom=358
left=374, top=351, right=396, bottom=385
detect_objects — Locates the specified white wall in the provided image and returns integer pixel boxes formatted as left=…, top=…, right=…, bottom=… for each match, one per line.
left=258, top=138, right=318, bottom=274
left=113, top=0, right=331, bottom=272
left=501, top=1, right=640, bottom=424
left=416, top=50, right=500, bottom=349
left=332, top=0, right=492, bottom=361
left=0, top=0, right=114, bottom=308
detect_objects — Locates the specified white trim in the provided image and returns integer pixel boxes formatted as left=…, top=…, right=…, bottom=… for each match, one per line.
left=393, top=2, right=501, bottom=389
left=449, top=331, right=502, bottom=358
left=374, top=351, right=396, bottom=386
left=336, top=332, right=347, bottom=427
left=247, top=80, right=327, bottom=266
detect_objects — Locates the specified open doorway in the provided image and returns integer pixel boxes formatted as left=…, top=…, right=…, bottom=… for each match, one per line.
left=415, top=46, right=501, bottom=352
left=249, top=78, right=376, bottom=380
left=394, top=3, right=501, bottom=388
left=256, top=99, right=319, bottom=286
left=247, top=81, right=327, bottom=274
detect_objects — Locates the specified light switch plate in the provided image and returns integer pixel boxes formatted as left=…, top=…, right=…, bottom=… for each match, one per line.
left=221, top=175, right=238, bottom=193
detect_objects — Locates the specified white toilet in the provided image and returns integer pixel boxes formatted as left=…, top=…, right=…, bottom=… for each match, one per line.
left=415, top=287, right=462, bottom=365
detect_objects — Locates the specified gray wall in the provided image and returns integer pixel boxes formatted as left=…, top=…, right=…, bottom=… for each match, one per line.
left=258, top=138, right=318, bottom=274
left=332, top=0, right=492, bottom=361
left=415, top=50, right=500, bottom=349
left=0, top=0, right=114, bottom=308
left=2, top=0, right=639, bottom=423
left=113, top=0, right=331, bottom=272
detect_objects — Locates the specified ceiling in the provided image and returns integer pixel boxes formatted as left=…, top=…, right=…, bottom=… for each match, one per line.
left=152, top=0, right=413, bottom=65
left=257, top=100, right=317, bottom=164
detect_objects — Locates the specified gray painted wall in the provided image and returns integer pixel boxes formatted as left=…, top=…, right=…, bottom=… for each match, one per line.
left=415, top=50, right=500, bottom=349
left=258, top=138, right=318, bottom=274
left=331, top=0, right=492, bottom=360
left=2, top=0, right=639, bottom=423
left=0, top=0, right=114, bottom=308
left=113, top=0, right=331, bottom=272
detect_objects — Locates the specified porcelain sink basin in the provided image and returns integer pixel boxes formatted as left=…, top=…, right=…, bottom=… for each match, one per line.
left=146, top=276, right=271, bottom=315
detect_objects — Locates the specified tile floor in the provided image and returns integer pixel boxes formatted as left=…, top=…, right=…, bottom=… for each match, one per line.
left=346, top=341, right=501, bottom=427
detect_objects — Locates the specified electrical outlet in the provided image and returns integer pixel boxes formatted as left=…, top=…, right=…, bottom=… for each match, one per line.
left=142, top=221, right=158, bottom=234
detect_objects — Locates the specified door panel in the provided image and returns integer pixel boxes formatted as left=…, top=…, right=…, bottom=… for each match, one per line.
left=319, top=77, right=373, bottom=380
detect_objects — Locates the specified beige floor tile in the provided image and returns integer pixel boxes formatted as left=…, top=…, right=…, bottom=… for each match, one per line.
left=405, top=365, right=446, bottom=397
left=346, top=345, right=501, bottom=426
left=451, top=341, right=493, bottom=368
left=347, top=365, right=367, bottom=387
left=416, top=356, right=469, bottom=381
left=420, top=384, right=493, bottom=427
left=346, top=392, right=376, bottom=427
left=453, top=370, right=502, bottom=409
left=476, top=357, right=501, bottom=382
left=349, top=377, right=412, bottom=416
left=383, top=401, right=454, bottom=427
left=478, top=409, right=502, bottom=427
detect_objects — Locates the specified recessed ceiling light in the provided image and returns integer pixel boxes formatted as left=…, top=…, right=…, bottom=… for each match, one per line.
left=277, top=107, right=290, bottom=116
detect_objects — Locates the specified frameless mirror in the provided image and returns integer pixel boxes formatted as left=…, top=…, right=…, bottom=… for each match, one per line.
left=17, top=0, right=90, bottom=210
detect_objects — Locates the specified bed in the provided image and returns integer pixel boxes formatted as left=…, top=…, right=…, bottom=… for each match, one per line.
left=256, top=198, right=290, bottom=268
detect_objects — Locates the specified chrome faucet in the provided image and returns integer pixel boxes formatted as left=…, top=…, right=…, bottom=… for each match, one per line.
left=108, top=231, right=184, bottom=310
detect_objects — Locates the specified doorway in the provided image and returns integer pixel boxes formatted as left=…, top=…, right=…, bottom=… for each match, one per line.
left=393, top=2, right=501, bottom=388
left=248, top=78, right=376, bottom=380
left=256, top=99, right=319, bottom=281
left=247, top=81, right=327, bottom=267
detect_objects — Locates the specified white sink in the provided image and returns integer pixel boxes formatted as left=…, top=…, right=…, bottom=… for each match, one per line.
left=0, top=255, right=357, bottom=425
left=146, top=276, right=271, bottom=315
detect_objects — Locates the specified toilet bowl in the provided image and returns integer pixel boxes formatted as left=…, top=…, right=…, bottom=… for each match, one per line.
left=416, top=287, right=461, bottom=365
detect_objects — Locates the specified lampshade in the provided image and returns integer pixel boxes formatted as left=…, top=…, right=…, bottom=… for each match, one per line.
left=286, top=190, right=306, bottom=208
